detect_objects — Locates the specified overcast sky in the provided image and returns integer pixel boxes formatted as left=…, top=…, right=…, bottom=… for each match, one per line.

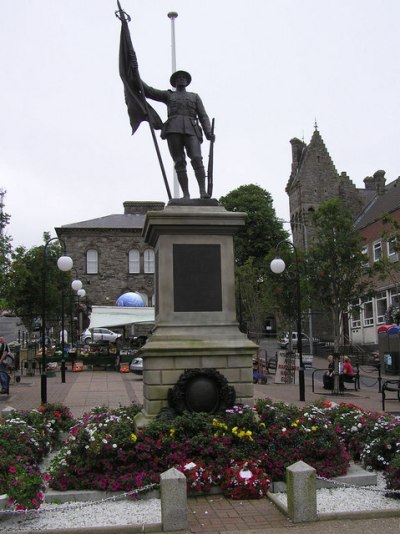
left=1, top=0, right=400, bottom=249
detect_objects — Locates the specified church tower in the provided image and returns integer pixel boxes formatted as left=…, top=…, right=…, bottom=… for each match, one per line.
left=285, top=125, right=364, bottom=249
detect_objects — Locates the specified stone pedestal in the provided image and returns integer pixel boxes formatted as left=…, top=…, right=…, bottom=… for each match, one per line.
left=135, top=203, right=257, bottom=426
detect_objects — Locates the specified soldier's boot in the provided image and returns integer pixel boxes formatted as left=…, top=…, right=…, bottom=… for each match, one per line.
left=194, top=166, right=210, bottom=199
left=176, top=170, right=190, bottom=199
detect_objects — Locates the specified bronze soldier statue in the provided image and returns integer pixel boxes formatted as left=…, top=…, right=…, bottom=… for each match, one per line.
left=141, top=71, right=215, bottom=200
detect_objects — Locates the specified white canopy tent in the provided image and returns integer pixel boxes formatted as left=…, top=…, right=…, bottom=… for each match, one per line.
left=88, top=306, right=155, bottom=329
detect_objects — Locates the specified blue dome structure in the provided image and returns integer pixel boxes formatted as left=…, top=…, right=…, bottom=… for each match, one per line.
left=115, top=292, right=145, bottom=307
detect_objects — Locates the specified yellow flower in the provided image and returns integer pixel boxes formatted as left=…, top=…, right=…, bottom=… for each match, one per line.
left=259, top=422, right=266, bottom=428
left=291, top=423, right=298, bottom=428
left=130, top=433, right=137, bottom=443
left=245, top=430, right=252, bottom=436
left=311, top=426, right=318, bottom=432
left=169, top=428, right=175, bottom=438
left=232, top=426, right=238, bottom=434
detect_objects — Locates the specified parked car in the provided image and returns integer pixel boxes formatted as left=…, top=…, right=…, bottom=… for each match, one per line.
left=81, top=328, right=121, bottom=344
left=130, top=356, right=143, bottom=375
left=279, top=332, right=312, bottom=349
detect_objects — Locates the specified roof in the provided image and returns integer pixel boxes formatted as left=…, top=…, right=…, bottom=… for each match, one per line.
left=59, top=213, right=146, bottom=230
left=89, top=306, right=155, bottom=328
left=354, top=177, right=400, bottom=230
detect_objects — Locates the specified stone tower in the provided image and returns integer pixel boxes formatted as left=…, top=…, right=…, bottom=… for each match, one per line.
left=285, top=126, right=365, bottom=249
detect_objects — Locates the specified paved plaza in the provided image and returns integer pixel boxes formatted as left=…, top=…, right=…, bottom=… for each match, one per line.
left=1, top=355, right=400, bottom=532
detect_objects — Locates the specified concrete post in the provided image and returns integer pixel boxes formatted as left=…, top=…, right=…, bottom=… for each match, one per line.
left=286, top=460, right=318, bottom=523
left=160, top=467, right=188, bottom=531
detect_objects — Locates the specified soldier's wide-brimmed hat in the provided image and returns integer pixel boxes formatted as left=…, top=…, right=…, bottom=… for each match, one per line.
left=170, top=70, right=192, bottom=87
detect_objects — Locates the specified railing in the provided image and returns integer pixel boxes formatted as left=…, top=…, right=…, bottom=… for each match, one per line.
left=311, top=364, right=382, bottom=394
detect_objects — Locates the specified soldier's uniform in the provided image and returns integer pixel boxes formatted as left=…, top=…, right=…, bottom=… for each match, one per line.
left=142, top=71, right=213, bottom=199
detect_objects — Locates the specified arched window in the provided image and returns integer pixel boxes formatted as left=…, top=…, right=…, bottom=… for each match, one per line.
left=144, top=249, right=155, bottom=273
left=128, top=249, right=140, bottom=273
left=86, top=249, right=98, bottom=274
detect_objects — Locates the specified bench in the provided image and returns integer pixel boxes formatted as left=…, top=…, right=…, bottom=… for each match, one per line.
left=311, top=368, right=360, bottom=393
left=382, top=379, right=400, bottom=411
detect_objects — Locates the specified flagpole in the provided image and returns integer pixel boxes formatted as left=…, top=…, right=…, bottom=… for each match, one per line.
left=116, top=2, right=172, bottom=200
left=168, top=11, right=180, bottom=199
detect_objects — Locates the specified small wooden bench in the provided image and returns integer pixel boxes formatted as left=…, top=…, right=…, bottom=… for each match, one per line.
left=382, top=379, right=400, bottom=411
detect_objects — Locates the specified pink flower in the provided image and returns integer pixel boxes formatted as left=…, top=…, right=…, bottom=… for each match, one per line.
left=9, top=466, right=16, bottom=474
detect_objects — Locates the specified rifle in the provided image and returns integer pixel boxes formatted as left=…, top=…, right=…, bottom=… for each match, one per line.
left=207, top=118, right=215, bottom=198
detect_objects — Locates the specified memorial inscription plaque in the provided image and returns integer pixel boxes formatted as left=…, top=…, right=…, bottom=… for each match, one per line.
left=173, top=244, right=222, bottom=312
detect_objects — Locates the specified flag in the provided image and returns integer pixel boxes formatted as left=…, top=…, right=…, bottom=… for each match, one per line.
left=118, top=14, right=162, bottom=134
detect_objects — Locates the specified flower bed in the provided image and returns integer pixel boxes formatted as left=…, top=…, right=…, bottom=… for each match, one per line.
left=1, top=399, right=400, bottom=510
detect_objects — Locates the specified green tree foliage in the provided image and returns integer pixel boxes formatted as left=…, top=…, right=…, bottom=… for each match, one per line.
left=0, top=210, right=12, bottom=309
left=219, top=184, right=288, bottom=267
left=265, top=246, right=309, bottom=341
left=220, top=184, right=289, bottom=337
left=307, top=199, right=372, bottom=350
left=2, top=234, right=70, bottom=331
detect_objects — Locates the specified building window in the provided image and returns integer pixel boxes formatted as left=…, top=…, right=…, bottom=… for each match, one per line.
left=376, top=291, right=387, bottom=324
left=373, top=240, right=382, bottom=261
left=351, top=306, right=361, bottom=328
left=361, top=245, right=369, bottom=266
left=144, top=249, right=155, bottom=273
left=362, top=297, right=374, bottom=326
left=390, top=288, right=400, bottom=308
left=128, top=249, right=140, bottom=273
left=387, top=237, right=398, bottom=262
left=86, top=249, right=98, bottom=274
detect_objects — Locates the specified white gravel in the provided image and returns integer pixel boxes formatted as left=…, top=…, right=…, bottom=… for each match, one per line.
left=1, top=474, right=400, bottom=530
left=0, top=497, right=161, bottom=531
left=273, top=473, right=400, bottom=514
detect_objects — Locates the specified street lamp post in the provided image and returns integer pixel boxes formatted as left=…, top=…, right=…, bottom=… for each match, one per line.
left=70, top=269, right=84, bottom=345
left=270, top=241, right=305, bottom=402
left=41, top=238, right=73, bottom=404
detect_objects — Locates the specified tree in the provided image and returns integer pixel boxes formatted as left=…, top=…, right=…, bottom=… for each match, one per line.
left=219, top=184, right=289, bottom=267
left=2, top=233, right=71, bottom=333
left=0, top=209, right=12, bottom=310
left=220, top=184, right=289, bottom=338
left=264, top=246, right=309, bottom=347
left=306, top=199, right=372, bottom=351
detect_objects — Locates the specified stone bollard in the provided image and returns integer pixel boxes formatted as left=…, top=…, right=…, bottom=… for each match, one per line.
left=286, top=460, right=318, bottom=523
left=160, top=467, right=188, bottom=531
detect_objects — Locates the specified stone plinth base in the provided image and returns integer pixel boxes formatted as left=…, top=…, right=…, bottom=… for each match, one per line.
left=135, top=323, right=257, bottom=426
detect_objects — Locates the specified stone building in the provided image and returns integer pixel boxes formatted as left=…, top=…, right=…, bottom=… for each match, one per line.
left=55, top=201, right=164, bottom=307
left=286, top=126, right=372, bottom=250
left=286, top=125, right=400, bottom=347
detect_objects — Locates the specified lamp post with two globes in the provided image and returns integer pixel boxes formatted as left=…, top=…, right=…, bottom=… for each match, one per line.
left=70, top=269, right=86, bottom=345
left=41, top=238, right=73, bottom=404
left=270, top=240, right=305, bottom=402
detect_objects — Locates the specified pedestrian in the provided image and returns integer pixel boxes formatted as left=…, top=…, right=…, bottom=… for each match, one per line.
left=343, top=356, right=354, bottom=380
left=323, top=354, right=334, bottom=389
left=141, top=71, right=215, bottom=200
left=0, top=336, right=11, bottom=394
